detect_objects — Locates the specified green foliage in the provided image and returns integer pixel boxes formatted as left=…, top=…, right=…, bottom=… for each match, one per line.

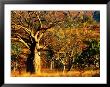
left=74, top=39, right=100, bottom=69
left=46, top=46, right=54, bottom=60
left=11, top=42, right=24, bottom=64
left=93, top=11, right=100, bottom=22
left=11, top=42, right=23, bottom=55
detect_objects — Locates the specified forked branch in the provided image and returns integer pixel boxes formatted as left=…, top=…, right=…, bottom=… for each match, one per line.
left=11, top=33, right=30, bottom=49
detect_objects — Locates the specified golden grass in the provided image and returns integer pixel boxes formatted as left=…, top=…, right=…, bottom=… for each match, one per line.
left=11, top=69, right=100, bottom=77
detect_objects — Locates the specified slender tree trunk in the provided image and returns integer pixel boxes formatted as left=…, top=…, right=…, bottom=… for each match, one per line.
left=67, top=58, right=74, bottom=71
left=63, top=65, right=66, bottom=74
left=50, top=61, right=54, bottom=70
left=13, top=62, right=17, bottom=72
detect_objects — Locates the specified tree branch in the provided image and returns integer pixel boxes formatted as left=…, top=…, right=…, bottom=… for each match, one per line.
left=34, top=11, right=43, bottom=28
left=37, top=32, right=44, bottom=41
left=11, top=33, right=30, bottom=49
left=11, top=38, right=30, bottom=49
left=12, top=23, right=31, bottom=34
left=13, top=11, right=36, bottom=38
left=19, top=38, right=30, bottom=49
left=12, top=23, right=36, bottom=39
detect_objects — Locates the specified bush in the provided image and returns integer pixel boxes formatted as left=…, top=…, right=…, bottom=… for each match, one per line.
left=74, top=39, right=100, bottom=70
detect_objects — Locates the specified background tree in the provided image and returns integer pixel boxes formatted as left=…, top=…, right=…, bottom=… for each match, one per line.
left=74, top=39, right=100, bottom=71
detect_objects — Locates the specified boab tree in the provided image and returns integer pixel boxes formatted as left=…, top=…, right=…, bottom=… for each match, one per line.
left=11, top=11, right=55, bottom=74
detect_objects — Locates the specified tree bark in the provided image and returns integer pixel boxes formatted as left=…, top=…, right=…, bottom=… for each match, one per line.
left=34, top=32, right=44, bottom=74
left=26, top=47, right=35, bottom=74
left=26, top=36, right=36, bottom=74
left=50, top=61, right=54, bottom=70
left=63, top=65, right=66, bottom=74
left=34, top=44, right=41, bottom=73
left=26, top=38, right=42, bottom=74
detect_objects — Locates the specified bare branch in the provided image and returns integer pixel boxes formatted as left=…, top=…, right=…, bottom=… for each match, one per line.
left=34, top=31, right=40, bottom=42
left=12, top=23, right=31, bottom=34
left=11, top=38, right=30, bottom=49
left=37, top=33, right=44, bottom=41
left=34, top=11, right=42, bottom=28
left=19, top=38, right=30, bottom=49
left=11, top=38, right=19, bottom=41
left=12, top=11, right=36, bottom=38
left=31, top=29, right=36, bottom=38
left=12, top=23, right=36, bottom=39
left=12, top=33, right=30, bottom=49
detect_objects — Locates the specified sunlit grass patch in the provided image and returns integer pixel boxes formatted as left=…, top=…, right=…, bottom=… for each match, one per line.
left=11, top=69, right=100, bottom=77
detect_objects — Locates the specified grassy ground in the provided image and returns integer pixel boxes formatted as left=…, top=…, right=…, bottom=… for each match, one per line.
left=11, top=69, right=100, bottom=77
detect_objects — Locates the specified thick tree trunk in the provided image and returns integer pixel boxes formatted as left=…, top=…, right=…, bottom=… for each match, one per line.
left=26, top=40, right=42, bottom=74
left=26, top=37, right=36, bottom=74
left=33, top=31, right=43, bottom=74
left=26, top=31, right=45, bottom=74
left=34, top=45, right=41, bottom=73
left=26, top=49, right=35, bottom=74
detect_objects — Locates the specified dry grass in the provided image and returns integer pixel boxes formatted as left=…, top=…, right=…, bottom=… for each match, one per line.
left=11, top=69, right=100, bottom=77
